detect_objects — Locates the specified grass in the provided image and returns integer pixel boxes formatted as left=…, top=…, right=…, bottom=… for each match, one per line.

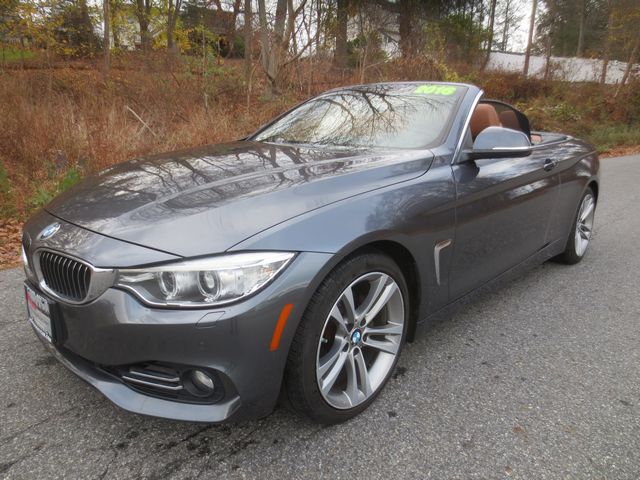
left=0, top=48, right=36, bottom=64
left=586, top=125, right=640, bottom=153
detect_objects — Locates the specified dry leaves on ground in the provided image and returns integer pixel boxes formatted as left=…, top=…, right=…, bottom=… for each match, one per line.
left=0, top=220, right=23, bottom=270
left=601, top=145, right=640, bottom=158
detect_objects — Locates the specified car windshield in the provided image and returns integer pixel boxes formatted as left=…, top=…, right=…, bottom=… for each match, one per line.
left=252, top=84, right=466, bottom=149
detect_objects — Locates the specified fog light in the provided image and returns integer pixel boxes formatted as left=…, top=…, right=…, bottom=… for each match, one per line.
left=190, top=369, right=215, bottom=394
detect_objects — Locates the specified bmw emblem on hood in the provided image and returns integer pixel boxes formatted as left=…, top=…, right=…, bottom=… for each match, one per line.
left=39, top=222, right=61, bottom=240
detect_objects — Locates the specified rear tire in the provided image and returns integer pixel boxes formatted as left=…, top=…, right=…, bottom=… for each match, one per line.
left=556, top=187, right=596, bottom=265
left=283, top=252, right=408, bottom=424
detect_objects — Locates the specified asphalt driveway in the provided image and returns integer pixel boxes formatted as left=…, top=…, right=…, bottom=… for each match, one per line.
left=1, top=155, right=639, bottom=479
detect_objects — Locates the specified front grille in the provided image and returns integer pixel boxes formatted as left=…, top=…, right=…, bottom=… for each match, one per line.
left=39, top=251, right=91, bottom=302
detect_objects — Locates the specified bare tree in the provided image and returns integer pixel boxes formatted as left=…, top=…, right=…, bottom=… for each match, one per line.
left=103, top=0, right=110, bottom=74
left=258, top=0, right=284, bottom=92
left=496, top=0, right=523, bottom=52
left=543, top=0, right=556, bottom=81
left=135, top=0, right=152, bottom=53
left=614, top=1, right=640, bottom=94
left=576, top=0, right=586, bottom=57
left=334, top=0, right=348, bottom=67
left=257, top=0, right=310, bottom=95
left=398, top=0, right=412, bottom=58
left=501, top=0, right=511, bottom=51
left=222, top=0, right=242, bottom=57
left=600, top=0, right=613, bottom=84
left=523, top=0, right=537, bottom=76
left=482, top=0, right=497, bottom=69
left=110, top=0, right=122, bottom=48
left=167, top=0, right=183, bottom=53
left=618, top=33, right=640, bottom=88
left=244, top=0, right=252, bottom=84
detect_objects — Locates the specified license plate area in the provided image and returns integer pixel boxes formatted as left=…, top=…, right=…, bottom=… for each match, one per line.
left=25, top=284, right=56, bottom=343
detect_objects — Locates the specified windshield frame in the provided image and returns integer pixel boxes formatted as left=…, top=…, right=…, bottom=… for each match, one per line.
left=247, top=82, right=469, bottom=150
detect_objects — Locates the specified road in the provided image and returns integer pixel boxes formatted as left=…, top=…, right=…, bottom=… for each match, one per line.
left=1, top=155, right=639, bottom=479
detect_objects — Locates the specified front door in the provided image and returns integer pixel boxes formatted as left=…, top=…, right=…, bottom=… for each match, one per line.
left=448, top=133, right=559, bottom=299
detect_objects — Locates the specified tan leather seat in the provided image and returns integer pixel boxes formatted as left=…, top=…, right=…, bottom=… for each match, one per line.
left=470, top=104, right=501, bottom=139
left=499, top=110, right=521, bottom=131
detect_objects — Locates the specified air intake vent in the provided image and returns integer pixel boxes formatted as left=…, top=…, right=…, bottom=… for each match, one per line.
left=122, top=364, right=183, bottom=393
left=39, top=251, right=91, bottom=302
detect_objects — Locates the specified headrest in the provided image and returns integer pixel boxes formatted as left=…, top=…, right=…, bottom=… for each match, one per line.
left=499, top=110, right=521, bottom=131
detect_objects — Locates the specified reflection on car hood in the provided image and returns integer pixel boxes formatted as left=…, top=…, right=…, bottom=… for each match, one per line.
left=46, top=141, right=433, bottom=257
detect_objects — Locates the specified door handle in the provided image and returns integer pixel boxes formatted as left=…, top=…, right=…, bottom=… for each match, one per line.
left=543, top=158, right=558, bottom=171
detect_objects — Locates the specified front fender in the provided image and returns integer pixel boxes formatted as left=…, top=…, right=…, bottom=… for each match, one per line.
left=230, top=160, right=458, bottom=319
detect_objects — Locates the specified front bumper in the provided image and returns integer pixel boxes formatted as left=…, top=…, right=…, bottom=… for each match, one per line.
left=26, top=251, right=332, bottom=423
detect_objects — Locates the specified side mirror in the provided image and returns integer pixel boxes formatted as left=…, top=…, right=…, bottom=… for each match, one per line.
left=463, top=126, right=532, bottom=161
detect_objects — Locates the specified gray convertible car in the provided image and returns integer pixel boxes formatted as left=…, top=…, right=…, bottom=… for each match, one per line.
left=22, top=82, right=599, bottom=424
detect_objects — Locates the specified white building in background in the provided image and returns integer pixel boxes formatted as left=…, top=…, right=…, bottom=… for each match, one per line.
left=484, top=51, right=635, bottom=85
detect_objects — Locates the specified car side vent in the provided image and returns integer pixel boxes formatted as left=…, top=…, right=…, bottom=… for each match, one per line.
left=39, top=251, right=91, bottom=302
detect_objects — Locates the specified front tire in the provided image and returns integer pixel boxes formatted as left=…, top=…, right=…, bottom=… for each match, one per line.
left=283, top=252, right=409, bottom=424
left=556, top=187, right=596, bottom=264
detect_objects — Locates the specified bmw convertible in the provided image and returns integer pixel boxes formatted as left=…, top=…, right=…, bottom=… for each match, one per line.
left=22, top=82, right=599, bottom=424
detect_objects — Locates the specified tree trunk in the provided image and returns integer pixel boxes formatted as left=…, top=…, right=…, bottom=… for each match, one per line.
left=482, top=0, right=497, bottom=70
left=600, top=3, right=613, bottom=84
left=501, top=0, right=510, bottom=51
left=136, top=0, right=151, bottom=53
left=316, top=0, right=322, bottom=55
left=103, top=0, right=110, bottom=75
left=334, top=0, right=348, bottom=68
left=543, top=37, right=552, bottom=81
left=167, top=0, right=181, bottom=54
left=256, top=0, right=305, bottom=95
left=79, top=0, right=94, bottom=52
left=399, top=0, right=412, bottom=58
left=618, top=34, right=640, bottom=91
left=576, top=0, right=586, bottom=57
left=543, top=0, right=555, bottom=81
left=244, top=0, right=252, bottom=84
left=273, top=0, right=287, bottom=47
left=110, top=0, right=120, bottom=48
left=257, top=0, right=277, bottom=94
left=167, top=21, right=175, bottom=52
left=523, top=0, right=537, bottom=76
left=224, top=0, right=242, bottom=58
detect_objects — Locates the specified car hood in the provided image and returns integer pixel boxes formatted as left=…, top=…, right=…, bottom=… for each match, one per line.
left=46, top=141, right=433, bottom=257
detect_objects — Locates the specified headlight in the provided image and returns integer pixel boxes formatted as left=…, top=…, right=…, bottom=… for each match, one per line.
left=114, top=251, right=295, bottom=307
left=21, top=245, right=29, bottom=269
left=22, top=244, right=36, bottom=280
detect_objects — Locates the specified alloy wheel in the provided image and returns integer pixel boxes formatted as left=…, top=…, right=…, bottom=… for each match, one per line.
left=575, top=193, right=595, bottom=257
left=316, top=272, right=405, bottom=409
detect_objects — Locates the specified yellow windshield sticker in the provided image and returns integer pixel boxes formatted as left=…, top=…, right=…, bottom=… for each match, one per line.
left=413, top=84, right=457, bottom=95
